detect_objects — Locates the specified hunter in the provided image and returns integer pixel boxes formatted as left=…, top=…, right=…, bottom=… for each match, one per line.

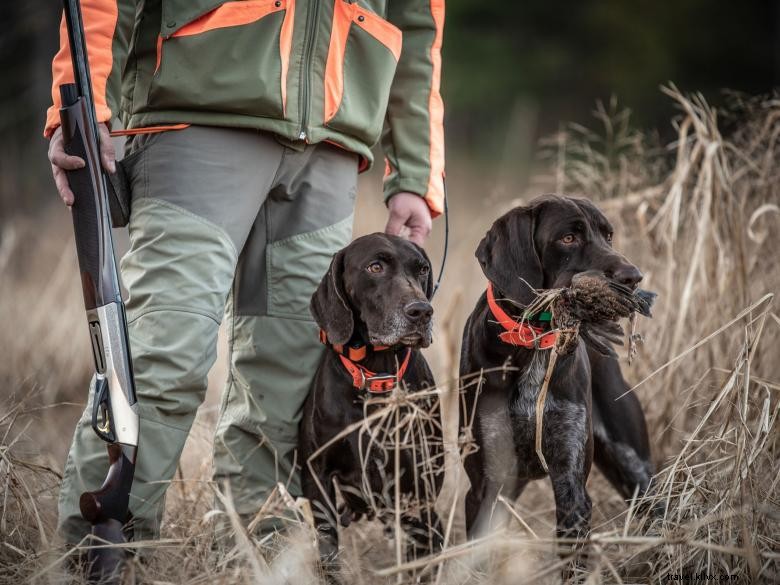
left=46, top=0, right=445, bottom=545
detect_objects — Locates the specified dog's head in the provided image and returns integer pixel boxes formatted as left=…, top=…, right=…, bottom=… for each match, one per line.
left=311, top=233, right=434, bottom=348
left=476, top=194, right=643, bottom=304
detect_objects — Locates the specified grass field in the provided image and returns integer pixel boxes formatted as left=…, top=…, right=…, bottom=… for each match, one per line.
left=1, top=88, right=778, bottom=584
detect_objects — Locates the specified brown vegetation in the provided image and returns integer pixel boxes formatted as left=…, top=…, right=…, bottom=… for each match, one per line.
left=1, top=88, right=778, bottom=584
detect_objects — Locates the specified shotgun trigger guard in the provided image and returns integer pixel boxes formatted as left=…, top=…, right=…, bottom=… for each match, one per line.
left=91, top=377, right=117, bottom=443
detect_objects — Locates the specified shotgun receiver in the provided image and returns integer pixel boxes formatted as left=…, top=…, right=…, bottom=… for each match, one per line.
left=58, top=0, right=138, bottom=580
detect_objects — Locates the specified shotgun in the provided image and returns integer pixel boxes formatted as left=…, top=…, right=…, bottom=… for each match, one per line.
left=57, top=0, right=138, bottom=580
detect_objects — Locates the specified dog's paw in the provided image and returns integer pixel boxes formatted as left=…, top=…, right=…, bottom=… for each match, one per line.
left=317, top=539, right=342, bottom=584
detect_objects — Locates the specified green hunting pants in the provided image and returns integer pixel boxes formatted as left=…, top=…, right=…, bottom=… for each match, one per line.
left=57, top=126, right=357, bottom=544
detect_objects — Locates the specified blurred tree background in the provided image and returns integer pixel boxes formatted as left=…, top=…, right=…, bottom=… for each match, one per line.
left=1, top=0, right=777, bottom=218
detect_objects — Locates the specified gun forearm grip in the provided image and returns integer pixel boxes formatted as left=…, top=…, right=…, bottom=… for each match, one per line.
left=65, top=128, right=101, bottom=307
left=59, top=93, right=119, bottom=309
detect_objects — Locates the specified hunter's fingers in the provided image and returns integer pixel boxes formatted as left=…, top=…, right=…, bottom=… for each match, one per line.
left=52, top=164, right=75, bottom=206
left=49, top=147, right=86, bottom=171
left=404, top=209, right=432, bottom=246
left=386, top=192, right=432, bottom=246
left=48, top=128, right=78, bottom=205
left=407, top=224, right=430, bottom=247
left=48, top=129, right=86, bottom=171
left=98, top=124, right=116, bottom=173
left=384, top=210, right=408, bottom=238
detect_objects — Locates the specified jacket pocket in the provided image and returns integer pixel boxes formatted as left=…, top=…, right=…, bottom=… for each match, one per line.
left=150, top=0, right=295, bottom=118
left=324, top=2, right=402, bottom=146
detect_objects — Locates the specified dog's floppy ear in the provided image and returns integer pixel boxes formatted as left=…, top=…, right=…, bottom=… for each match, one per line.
left=412, top=242, right=435, bottom=300
left=476, top=206, right=543, bottom=306
left=310, top=249, right=354, bottom=345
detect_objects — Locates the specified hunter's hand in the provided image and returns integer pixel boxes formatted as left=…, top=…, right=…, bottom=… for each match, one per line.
left=48, top=123, right=115, bottom=206
left=385, top=192, right=432, bottom=246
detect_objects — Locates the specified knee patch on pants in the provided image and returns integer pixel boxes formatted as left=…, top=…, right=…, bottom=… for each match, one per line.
left=266, top=215, right=355, bottom=319
left=121, top=197, right=239, bottom=431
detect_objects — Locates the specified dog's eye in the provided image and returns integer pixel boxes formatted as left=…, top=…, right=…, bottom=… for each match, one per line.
left=367, top=261, right=383, bottom=274
left=606, top=232, right=613, bottom=244
left=419, top=265, right=430, bottom=276
left=560, top=234, right=577, bottom=245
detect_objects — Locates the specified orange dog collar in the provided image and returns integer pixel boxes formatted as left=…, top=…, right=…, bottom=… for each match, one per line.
left=486, top=282, right=559, bottom=350
left=320, top=329, right=411, bottom=393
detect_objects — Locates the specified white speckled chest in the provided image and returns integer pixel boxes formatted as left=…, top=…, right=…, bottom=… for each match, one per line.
left=480, top=351, right=589, bottom=486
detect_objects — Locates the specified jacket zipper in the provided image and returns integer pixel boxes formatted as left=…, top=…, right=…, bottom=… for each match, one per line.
left=298, top=0, right=320, bottom=141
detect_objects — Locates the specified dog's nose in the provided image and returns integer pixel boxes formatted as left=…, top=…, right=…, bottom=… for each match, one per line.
left=404, top=300, right=433, bottom=323
left=612, top=265, right=644, bottom=288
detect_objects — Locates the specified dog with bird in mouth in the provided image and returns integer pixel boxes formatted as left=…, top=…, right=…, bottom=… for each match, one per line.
left=459, top=194, right=658, bottom=572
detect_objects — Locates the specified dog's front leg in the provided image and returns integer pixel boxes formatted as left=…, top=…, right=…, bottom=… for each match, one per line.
left=549, top=464, right=592, bottom=581
left=552, top=475, right=591, bottom=583
left=302, top=463, right=340, bottom=572
left=550, top=472, right=591, bottom=541
left=402, top=510, right=442, bottom=562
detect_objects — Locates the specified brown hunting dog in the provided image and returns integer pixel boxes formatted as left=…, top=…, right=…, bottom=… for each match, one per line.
left=300, top=233, right=442, bottom=570
left=460, top=194, right=655, bottom=548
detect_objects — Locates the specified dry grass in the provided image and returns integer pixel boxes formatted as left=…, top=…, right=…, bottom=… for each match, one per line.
left=1, top=88, right=779, bottom=584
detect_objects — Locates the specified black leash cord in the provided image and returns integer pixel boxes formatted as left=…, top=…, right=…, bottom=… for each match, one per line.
left=431, top=177, right=449, bottom=299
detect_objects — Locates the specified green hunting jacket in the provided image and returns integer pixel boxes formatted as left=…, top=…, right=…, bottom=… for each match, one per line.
left=46, top=0, right=445, bottom=213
